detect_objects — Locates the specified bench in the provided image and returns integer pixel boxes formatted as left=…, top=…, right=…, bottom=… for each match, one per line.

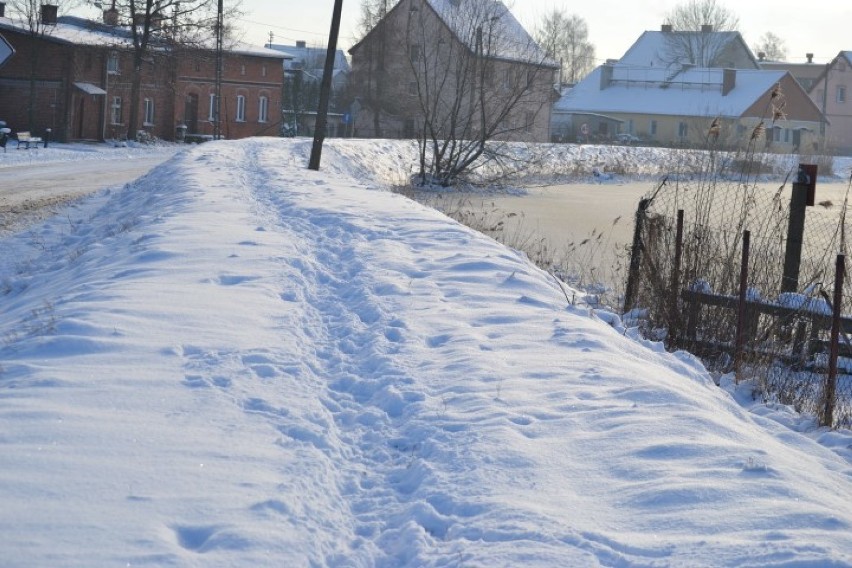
left=16, top=131, right=44, bottom=149
left=0, top=125, right=10, bottom=153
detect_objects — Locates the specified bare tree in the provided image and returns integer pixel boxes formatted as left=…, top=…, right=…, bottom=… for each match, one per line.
left=405, top=0, right=556, bottom=186
left=662, top=0, right=740, bottom=68
left=102, top=0, right=241, bottom=137
left=6, top=0, right=77, bottom=130
left=352, top=0, right=398, bottom=137
left=357, top=0, right=393, bottom=37
left=752, top=32, right=787, bottom=62
left=534, top=9, right=595, bottom=85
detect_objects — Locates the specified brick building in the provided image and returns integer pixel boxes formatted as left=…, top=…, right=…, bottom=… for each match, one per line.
left=0, top=7, right=285, bottom=142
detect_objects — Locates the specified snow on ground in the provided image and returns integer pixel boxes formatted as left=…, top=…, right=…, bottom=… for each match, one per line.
left=0, top=139, right=179, bottom=169
left=1, top=138, right=852, bottom=567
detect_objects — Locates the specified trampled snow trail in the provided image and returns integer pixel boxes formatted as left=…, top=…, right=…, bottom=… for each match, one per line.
left=1, top=138, right=851, bottom=567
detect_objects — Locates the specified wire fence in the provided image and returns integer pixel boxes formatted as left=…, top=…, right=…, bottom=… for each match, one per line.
left=626, top=156, right=852, bottom=428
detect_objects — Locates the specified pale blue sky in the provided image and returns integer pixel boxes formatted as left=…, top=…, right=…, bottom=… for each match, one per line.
left=234, top=0, right=850, bottom=64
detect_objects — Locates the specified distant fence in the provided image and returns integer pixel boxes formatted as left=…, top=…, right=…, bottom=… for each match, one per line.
left=625, top=163, right=852, bottom=428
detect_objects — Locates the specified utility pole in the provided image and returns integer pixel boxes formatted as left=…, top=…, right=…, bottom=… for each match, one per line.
left=308, top=0, right=344, bottom=171
left=214, top=0, right=223, bottom=139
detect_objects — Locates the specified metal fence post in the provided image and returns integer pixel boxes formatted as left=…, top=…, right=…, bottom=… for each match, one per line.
left=823, top=254, right=844, bottom=428
left=734, top=230, right=751, bottom=383
left=782, top=164, right=816, bottom=293
left=624, top=198, right=650, bottom=313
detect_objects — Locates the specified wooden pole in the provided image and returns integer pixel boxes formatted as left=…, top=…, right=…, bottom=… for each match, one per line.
left=734, top=230, right=751, bottom=382
left=782, top=165, right=815, bottom=293
left=624, top=198, right=650, bottom=313
left=308, top=0, right=344, bottom=171
left=823, top=254, right=844, bottom=427
left=669, top=209, right=684, bottom=347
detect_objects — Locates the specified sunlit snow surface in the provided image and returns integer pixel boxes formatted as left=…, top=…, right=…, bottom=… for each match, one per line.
left=1, top=138, right=851, bottom=567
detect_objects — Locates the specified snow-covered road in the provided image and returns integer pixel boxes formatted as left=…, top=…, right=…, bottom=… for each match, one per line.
left=0, top=145, right=178, bottom=232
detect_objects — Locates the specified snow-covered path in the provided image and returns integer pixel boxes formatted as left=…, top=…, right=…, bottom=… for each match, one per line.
left=1, top=139, right=850, bottom=566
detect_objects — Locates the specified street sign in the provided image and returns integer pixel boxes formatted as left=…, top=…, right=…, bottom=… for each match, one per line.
left=0, top=33, right=15, bottom=70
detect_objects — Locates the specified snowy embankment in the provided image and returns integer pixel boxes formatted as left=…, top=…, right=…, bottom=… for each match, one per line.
left=1, top=138, right=851, bottom=566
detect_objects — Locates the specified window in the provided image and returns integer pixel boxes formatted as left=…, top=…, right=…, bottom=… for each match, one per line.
left=236, top=95, right=246, bottom=122
left=409, top=44, right=421, bottom=64
left=838, top=61, right=847, bottom=72
left=784, top=128, right=790, bottom=143
left=208, top=94, right=218, bottom=121
left=110, top=96, right=122, bottom=124
left=262, top=64, right=267, bottom=77
left=107, top=51, right=119, bottom=74
left=678, top=122, right=688, bottom=138
left=627, top=119, right=634, bottom=134
left=258, top=96, right=268, bottom=123
left=194, top=59, right=201, bottom=72
left=771, top=126, right=782, bottom=142
left=649, top=120, right=658, bottom=136
left=837, top=85, right=847, bottom=103
left=143, top=98, right=154, bottom=125
left=524, top=111, right=535, bottom=133
left=240, top=64, right=246, bottom=76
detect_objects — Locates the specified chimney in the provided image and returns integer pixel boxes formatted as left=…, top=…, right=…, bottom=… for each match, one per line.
left=103, top=7, right=118, bottom=25
left=701, top=24, right=713, bottom=33
left=41, top=4, right=58, bottom=25
left=0, top=2, right=6, bottom=18
left=758, top=52, right=765, bottom=62
left=722, top=68, right=736, bottom=96
left=600, top=63, right=613, bottom=90
left=296, top=40, right=306, bottom=49
left=806, top=53, right=814, bottom=63
left=661, top=24, right=672, bottom=33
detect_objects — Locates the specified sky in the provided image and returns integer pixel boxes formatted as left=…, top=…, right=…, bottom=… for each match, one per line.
left=1, top=138, right=852, bottom=565
left=231, top=0, right=851, bottom=64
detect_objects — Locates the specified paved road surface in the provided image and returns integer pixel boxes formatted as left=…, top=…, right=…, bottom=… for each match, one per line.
left=0, top=155, right=172, bottom=233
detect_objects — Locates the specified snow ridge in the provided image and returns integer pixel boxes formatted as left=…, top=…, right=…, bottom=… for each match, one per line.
left=0, top=138, right=851, bottom=566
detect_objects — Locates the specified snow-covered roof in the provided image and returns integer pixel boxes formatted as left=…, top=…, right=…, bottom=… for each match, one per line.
left=267, top=43, right=350, bottom=72
left=0, top=15, right=131, bottom=48
left=619, top=30, right=759, bottom=70
left=0, top=15, right=285, bottom=59
left=555, top=64, right=787, bottom=119
left=424, top=0, right=556, bottom=67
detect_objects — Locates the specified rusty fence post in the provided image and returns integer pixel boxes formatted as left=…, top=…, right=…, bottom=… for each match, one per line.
left=624, top=198, right=650, bottom=313
left=669, top=210, right=685, bottom=347
left=823, top=254, right=845, bottom=428
left=734, top=230, right=751, bottom=383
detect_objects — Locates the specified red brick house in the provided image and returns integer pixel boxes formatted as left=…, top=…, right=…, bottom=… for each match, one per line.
left=0, top=8, right=285, bottom=142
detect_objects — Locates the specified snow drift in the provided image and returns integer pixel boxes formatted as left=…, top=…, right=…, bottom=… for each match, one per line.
left=0, top=138, right=850, bottom=567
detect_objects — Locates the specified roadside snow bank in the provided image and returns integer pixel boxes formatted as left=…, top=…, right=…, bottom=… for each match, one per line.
left=0, top=138, right=850, bottom=567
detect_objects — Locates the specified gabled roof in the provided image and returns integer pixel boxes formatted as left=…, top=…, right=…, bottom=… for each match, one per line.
left=424, top=0, right=554, bottom=66
left=350, top=0, right=556, bottom=68
left=267, top=43, right=350, bottom=72
left=807, top=51, right=852, bottom=94
left=619, top=30, right=760, bottom=69
left=554, top=64, right=788, bottom=119
left=0, top=15, right=286, bottom=58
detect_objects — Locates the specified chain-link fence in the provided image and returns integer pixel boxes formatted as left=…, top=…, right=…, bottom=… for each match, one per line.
left=625, top=153, right=852, bottom=428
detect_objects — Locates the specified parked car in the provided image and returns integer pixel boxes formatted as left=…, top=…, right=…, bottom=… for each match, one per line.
left=615, top=133, right=643, bottom=145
